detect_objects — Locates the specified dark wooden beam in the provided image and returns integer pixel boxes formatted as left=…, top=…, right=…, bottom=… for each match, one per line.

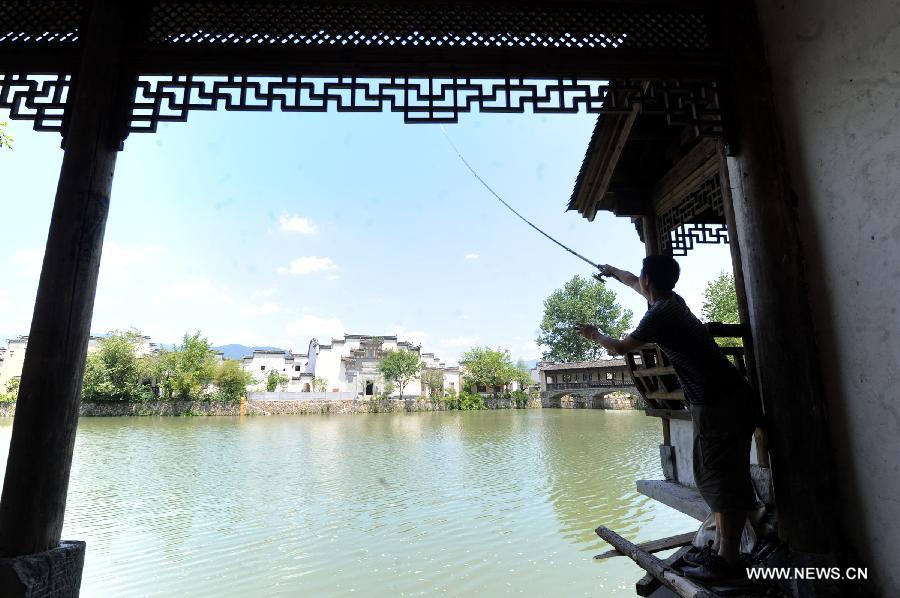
left=0, top=0, right=129, bottom=557
left=595, top=526, right=720, bottom=598
left=713, top=1, right=839, bottom=556
left=594, top=531, right=695, bottom=560
left=124, top=47, right=721, bottom=79
left=645, top=408, right=692, bottom=421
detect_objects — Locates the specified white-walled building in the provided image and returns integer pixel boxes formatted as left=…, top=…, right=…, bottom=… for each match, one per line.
left=240, top=334, right=460, bottom=397
left=0, top=334, right=160, bottom=391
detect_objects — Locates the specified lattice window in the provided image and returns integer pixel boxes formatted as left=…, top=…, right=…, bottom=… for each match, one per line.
left=0, top=71, right=722, bottom=136
left=657, top=174, right=728, bottom=256
left=145, top=2, right=711, bottom=51
left=128, top=74, right=722, bottom=129
left=0, top=73, right=71, bottom=131
left=0, top=1, right=83, bottom=44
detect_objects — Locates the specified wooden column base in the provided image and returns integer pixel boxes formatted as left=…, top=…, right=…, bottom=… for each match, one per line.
left=0, top=541, right=85, bottom=598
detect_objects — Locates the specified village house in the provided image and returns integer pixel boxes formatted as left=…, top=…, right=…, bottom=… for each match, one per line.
left=241, top=334, right=461, bottom=397
left=0, top=334, right=160, bottom=392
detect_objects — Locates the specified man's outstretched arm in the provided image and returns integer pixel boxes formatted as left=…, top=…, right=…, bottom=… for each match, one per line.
left=596, top=264, right=649, bottom=301
left=576, top=325, right=644, bottom=356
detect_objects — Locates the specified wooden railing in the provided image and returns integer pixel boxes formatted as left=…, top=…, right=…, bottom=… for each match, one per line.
left=545, top=380, right=632, bottom=391
left=625, top=322, right=751, bottom=419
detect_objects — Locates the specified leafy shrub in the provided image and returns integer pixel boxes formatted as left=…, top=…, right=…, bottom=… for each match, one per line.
left=511, top=389, right=529, bottom=408
left=440, top=388, right=459, bottom=410
left=458, top=391, right=485, bottom=411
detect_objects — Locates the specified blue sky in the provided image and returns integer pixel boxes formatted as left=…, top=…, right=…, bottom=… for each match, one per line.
left=0, top=108, right=732, bottom=363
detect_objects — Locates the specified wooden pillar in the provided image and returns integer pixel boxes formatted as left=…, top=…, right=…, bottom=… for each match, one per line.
left=0, top=1, right=129, bottom=557
left=714, top=2, right=838, bottom=555
left=641, top=212, right=661, bottom=256
left=717, top=145, right=770, bottom=468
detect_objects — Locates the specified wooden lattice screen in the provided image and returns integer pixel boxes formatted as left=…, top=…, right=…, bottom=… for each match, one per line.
left=625, top=323, right=751, bottom=417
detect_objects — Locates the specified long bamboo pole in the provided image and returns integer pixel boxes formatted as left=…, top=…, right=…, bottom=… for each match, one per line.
left=595, top=526, right=721, bottom=598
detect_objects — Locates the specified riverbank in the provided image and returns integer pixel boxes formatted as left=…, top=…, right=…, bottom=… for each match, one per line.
left=0, top=395, right=545, bottom=417
left=0, top=393, right=648, bottom=417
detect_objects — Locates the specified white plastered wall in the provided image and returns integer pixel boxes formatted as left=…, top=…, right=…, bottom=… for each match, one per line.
left=755, top=1, right=900, bottom=593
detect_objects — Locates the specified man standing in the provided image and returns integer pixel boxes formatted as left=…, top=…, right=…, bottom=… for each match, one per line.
left=577, top=255, right=757, bottom=582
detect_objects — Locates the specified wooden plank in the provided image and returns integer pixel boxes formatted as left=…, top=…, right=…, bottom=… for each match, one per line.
left=651, top=138, right=720, bottom=214
left=0, top=0, right=129, bottom=557
left=594, top=531, right=695, bottom=560
left=633, top=366, right=678, bottom=377
left=125, top=44, right=722, bottom=81
left=705, top=322, right=748, bottom=337
left=595, top=526, right=720, bottom=598
left=646, top=409, right=692, bottom=421
left=647, top=390, right=686, bottom=401
left=637, top=546, right=692, bottom=597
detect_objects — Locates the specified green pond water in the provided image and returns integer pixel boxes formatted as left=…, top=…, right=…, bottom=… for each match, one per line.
left=0, top=410, right=695, bottom=597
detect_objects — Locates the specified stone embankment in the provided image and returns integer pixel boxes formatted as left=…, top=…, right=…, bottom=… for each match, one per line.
left=540, top=390, right=642, bottom=410
left=0, top=396, right=543, bottom=417
left=0, top=393, right=644, bottom=417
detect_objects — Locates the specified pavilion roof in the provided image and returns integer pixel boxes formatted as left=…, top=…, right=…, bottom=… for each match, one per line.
left=540, top=359, right=626, bottom=371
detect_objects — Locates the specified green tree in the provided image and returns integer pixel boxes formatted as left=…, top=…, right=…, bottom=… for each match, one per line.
left=420, top=369, right=444, bottom=397
left=537, top=275, right=633, bottom=362
left=512, top=359, right=534, bottom=391
left=1, top=377, right=20, bottom=404
left=266, top=369, right=289, bottom=392
left=312, top=376, right=328, bottom=392
left=702, top=271, right=742, bottom=347
left=0, top=121, right=13, bottom=150
left=5, top=377, right=19, bottom=395
left=82, top=330, right=151, bottom=402
left=214, top=359, right=255, bottom=403
left=459, top=347, right=517, bottom=397
left=378, top=350, right=422, bottom=400
left=157, top=332, right=218, bottom=400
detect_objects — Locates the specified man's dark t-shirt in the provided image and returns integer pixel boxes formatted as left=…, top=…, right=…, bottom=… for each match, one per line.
left=630, top=293, right=746, bottom=405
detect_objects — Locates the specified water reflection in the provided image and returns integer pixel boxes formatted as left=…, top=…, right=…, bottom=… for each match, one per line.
left=0, top=411, right=695, bottom=596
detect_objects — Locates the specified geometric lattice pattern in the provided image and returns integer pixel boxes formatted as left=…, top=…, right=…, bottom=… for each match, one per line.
left=665, top=222, right=729, bottom=256
left=0, top=71, right=722, bottom=132
left=146, top=2, right=711, bottom=51
left=130, top=75, right=721, bottom=128
left=0, top=73, right=71, bottom=131
left=657, top=174, right=728, bottom=255
left=0, top=1, right=82, bottom=44
left=0, top=3, right=724, bottom=133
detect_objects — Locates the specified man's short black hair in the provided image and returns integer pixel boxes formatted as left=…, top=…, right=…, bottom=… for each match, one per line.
left=641, top=255, right=680, bottom=293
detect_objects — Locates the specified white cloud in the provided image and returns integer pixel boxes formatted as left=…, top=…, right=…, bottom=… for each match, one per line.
left=464, top=253, right=480, bottom=260
left=0, top=290, right=12, bottom=312
left=279, top=215, right=319, bottom=235
left=440, top=336, right=481, bottom=347
left=100, top=242, right=171, bottom=283
left=392, top=327, right=429, bottom=345
left=250, top=287, right=278, bottom=300
left=238, top=301, right=280, bottom=317
left=160, top=279, right=233, bottom=304
left=285, top=314, right=345, bottom=342
left=10, top=248, right=44, bottom=279
left=10, top=243, right=171, bottom=283
left=520, top=340, right=544, bottom=358
left=277, top=256, right=338, bottom=276
left=326, top=274, right=340, bottom=281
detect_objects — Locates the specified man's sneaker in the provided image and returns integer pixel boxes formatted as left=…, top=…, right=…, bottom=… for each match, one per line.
left=681, top=554, right=747, bottom=584
left=682, top=540, right=715, bottom=567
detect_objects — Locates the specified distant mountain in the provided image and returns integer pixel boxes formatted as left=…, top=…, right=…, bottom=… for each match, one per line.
left=214, top=344, right=285, bottom=360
